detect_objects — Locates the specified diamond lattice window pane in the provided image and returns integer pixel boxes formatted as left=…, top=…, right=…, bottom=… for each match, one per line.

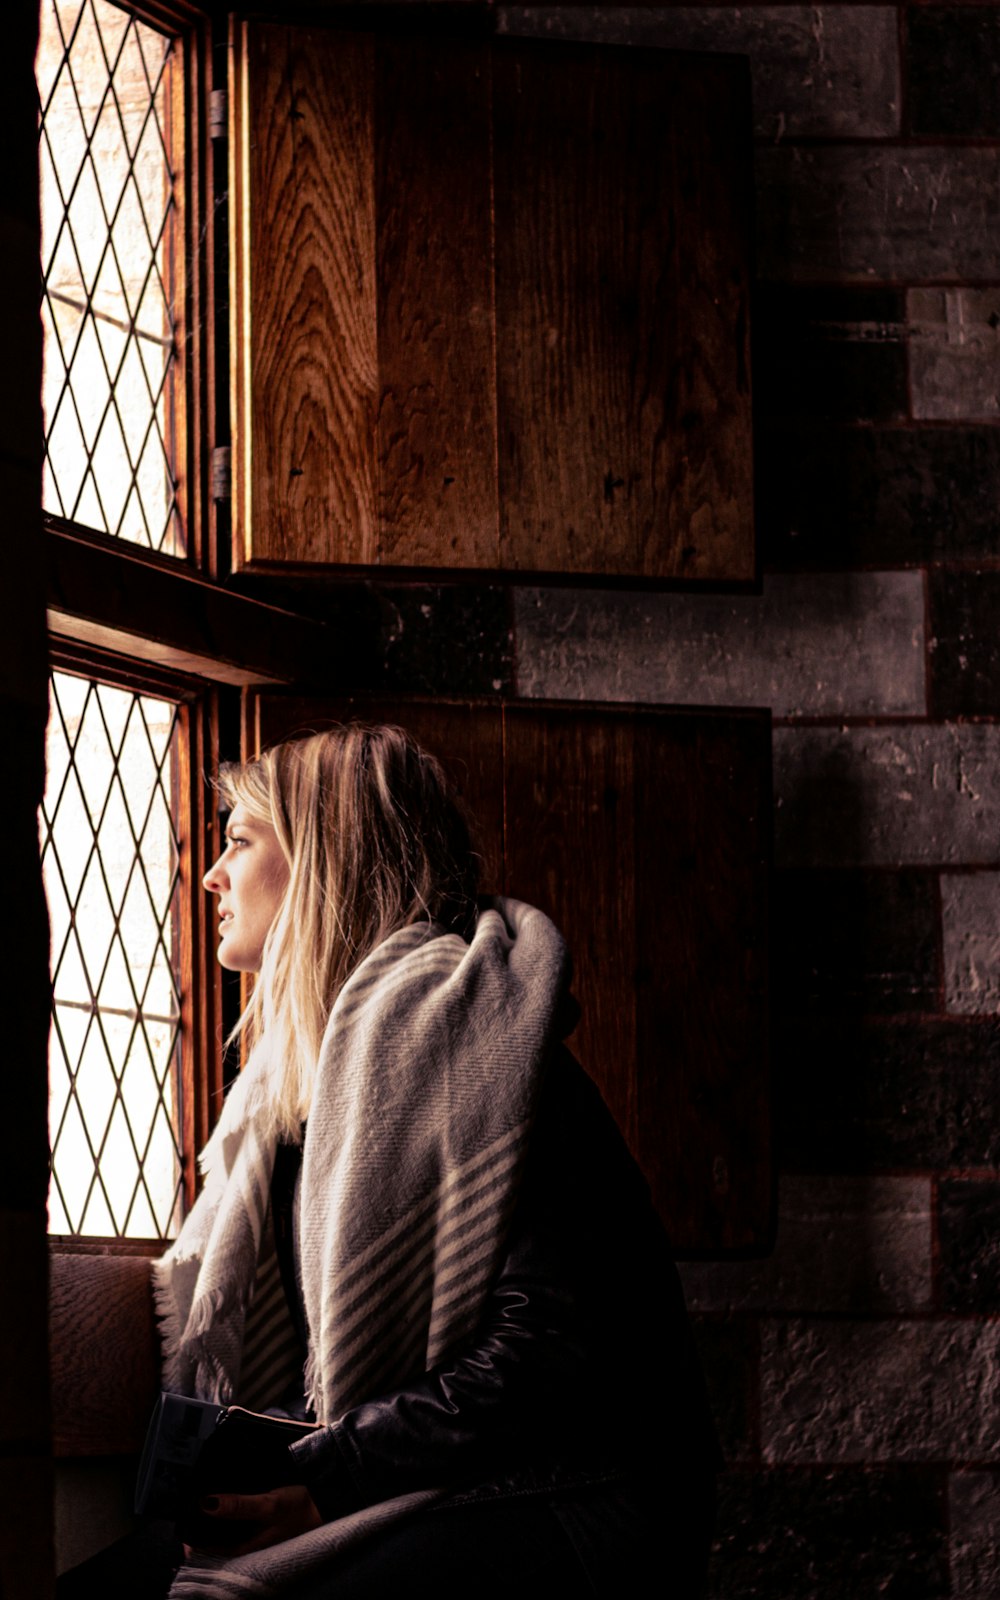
left=43, top=671, right=184, bottom=1238
left=38, top=0, right=185, bottom=558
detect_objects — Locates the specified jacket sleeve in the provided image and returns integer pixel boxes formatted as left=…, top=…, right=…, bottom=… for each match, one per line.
left=287, top=1049, right=697, bottom=1519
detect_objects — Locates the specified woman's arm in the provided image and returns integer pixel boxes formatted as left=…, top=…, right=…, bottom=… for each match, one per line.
left=287, top=1053, right=700, bottom=1520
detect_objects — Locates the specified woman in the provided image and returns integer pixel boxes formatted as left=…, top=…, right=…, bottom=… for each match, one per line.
left=65, top=724, right=719, bottom=1598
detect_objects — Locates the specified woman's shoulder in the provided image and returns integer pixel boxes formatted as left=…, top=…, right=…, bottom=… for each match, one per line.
left=530, top=1044, right=664, bottom=1232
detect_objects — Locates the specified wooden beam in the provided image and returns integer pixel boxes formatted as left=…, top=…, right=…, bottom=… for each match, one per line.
left=46, top=523, right=334, bottom=687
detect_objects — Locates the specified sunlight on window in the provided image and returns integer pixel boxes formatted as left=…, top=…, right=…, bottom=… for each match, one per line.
left=43, top=672, right=184, bottom=1237
left=37, top=0, right=183, bottom=555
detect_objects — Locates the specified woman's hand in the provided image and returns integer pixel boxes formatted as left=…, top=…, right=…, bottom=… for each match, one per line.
left=184, top=1484, right=323, bottom=1558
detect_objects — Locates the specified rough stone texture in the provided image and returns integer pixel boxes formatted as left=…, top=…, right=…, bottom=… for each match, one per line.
left=775, top=1018, right=1000, bottom=1173
left=251, top=580, right=516, bottom=697
left=756, top=147, right=1000, bottom=284
left=513, top=574, right=925, bottom=717
left=938, top=1182, right=1000, bottom=1317
left=929, top=570, right=1000, bottom=720
left=497, top=5, right=900, bottom=138
left=949, top=1471, right=1000, bottom=1600
left=709, top=1466, right=949, bottom=1600
left=906, top=8, right=1000, bottom=138
left=774, top=725, right=1000, bottom=869
left=755, top=285, right=908, bottom=425
left=772, top=868, right=939, bottom=1015
left=689, top=1315, right=759, bottom=1464
left=941, top=874, right=1000, bottom=1017
left=758, top=424, right=1000, bottom=570
left=761, top=1319, right=1000, bottom=1463
left=909, top=290, right=1000, bottom=422
left=682, top=1177, right=931, bottom=1316
left=374, top=585, right=514, bottom=695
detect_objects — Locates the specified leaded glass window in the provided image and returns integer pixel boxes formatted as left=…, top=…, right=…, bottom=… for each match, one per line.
left=37, top=0, right=184, bottom=556
left=43, top=671, right=184, bottom=1238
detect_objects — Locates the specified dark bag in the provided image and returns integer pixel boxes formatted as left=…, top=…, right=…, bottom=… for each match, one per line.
left=136, top=1391, right=319, bottom=1546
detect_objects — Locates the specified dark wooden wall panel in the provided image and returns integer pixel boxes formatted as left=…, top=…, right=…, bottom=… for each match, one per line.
left=251, top=693, right=771, bottom=1253
left=375, top=36, right=498, bottom=568
left=632, top=716, right=770, bottom=1251
left=503, top=705, right=640, bottom=1154
left=493, top=44, right=678, bottom=578
left=660, top=55, right=754, bottom=583
left=236, top=23, right=377, bottom=568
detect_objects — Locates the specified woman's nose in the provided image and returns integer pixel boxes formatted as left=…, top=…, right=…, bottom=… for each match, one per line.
left=203, top=853, right=226, bottom=893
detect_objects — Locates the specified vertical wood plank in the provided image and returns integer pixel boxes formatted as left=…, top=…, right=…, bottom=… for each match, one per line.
left=180, top=22, right=214, bottom=575
left=229, top=16, right=251, bottom=565
left=235, top=23, right=378, bottom=568
left=252, top=694, right=505, bottom=893
left=657, top=55, right=754, bottom=582
left=502, top=705, right=639, bottom=1153
left=494, top=42, right=647, bottom=577
left=178, top=694, right=224, bottom=1187
left=504, top=702, right=769, bottom=1251
left=493, top=41, right=753, bottom=581
left=375, top=35, right=498, bottom=569
left=632, top=713, right=771, bottom=1251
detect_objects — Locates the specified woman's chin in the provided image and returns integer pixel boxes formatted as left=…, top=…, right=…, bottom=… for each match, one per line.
left=216, top=937, right=244, bottom=972
left=216, top=938, right=261, bottom=974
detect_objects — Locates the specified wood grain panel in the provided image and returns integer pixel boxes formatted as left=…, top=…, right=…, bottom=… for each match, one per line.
left=50, top=1254, right=158, bottom=1456
left=632, top=712, right=771, bottom=1251
left=251, top=693, right=505, bottom=893
left=235, top=25, right=753, bottom=580
left=375, top=36, right=498, bottom=569
left=504, top=702, right=769, bottom=1250
left=236, top=23, right=378, bottom=568
left=493, top=41, right=754, bottom=581
left=502, top=705, right=639, bottom=1154
left=494, top=42, right=655, bottom=577
left=656, top=57, right=754, bottom=582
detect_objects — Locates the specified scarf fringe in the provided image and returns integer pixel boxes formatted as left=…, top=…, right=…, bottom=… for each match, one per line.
left=151, top=1257, right=186, bottom=1379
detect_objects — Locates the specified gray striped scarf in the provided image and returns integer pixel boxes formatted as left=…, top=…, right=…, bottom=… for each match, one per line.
left=153, top=897, right=569, bottom=1597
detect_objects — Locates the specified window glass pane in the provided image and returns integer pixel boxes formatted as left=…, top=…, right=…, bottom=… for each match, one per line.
left=38, top=0, right=185, bottom=557
left=43, top=671, right=184, bottom=1238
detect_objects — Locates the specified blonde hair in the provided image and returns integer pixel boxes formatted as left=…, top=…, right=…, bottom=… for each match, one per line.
left=218, top=724, right=480, bottom=1140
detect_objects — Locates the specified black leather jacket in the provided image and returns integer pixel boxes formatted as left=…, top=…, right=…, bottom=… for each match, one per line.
left=286, top=1047, right=720, bottom=1521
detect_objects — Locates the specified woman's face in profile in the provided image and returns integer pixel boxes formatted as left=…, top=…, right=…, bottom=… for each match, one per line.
left=202, top=803, right=290, bottom=972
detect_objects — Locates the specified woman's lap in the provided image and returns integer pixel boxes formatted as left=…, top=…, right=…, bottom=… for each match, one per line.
left=56, top=1473, right=714, bottom=1600
left=293, top=1474, right=713, bottom=1599
left=292, top=1492, right=595, bottom=1599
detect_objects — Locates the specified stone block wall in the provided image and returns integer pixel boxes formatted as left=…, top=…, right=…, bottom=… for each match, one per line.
left=496, top=8, right=1000, bottom=1597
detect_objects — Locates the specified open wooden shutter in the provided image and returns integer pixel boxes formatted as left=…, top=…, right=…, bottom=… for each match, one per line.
left=249, top=694, right=771, bottom=1255
left=230, top=23, right=754, bottom=583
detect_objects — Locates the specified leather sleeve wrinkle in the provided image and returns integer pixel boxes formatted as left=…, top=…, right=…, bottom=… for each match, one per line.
left=291, top=1084, right=605, bottom=1512
left=290, top=1051, right=709, bottom=1516
left=299, top=1211, right=595, bottom=1509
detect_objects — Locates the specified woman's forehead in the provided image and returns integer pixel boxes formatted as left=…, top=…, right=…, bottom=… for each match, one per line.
left=228, top=802, right=265, bottom=830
